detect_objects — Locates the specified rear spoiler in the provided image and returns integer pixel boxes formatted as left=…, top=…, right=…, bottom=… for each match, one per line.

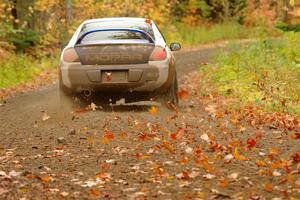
left=76, top=28, right=155, bottom=45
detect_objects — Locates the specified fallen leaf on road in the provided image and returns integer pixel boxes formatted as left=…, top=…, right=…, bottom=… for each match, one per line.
left=292, top=152, right=300, bottom=163
left=200, top=133, right=210, bottom=143
left=203, top=173, right=216, bottom=180
left=90, top=188, right=101, bottom=197
left=264, top=183, right=273, bottom=192
left=233, top=148, right=246, bottom=161
left=256, top=160, right=267, bottom=167
left=42, top=112, right=50, bottom=121
left=247, top=138, right=256, bottom=148
left=228, top=172, right=239, bottom=180
left=224, top=154, right=233, bottom=164
left=162, top=141, right=175, bottom=154
left=219, top=178, right=229, bottom=188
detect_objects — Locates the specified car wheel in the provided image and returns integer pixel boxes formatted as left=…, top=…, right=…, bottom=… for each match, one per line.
left=163, top=71, right=178, bottom=106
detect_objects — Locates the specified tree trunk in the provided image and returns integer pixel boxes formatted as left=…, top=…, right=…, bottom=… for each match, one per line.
left=11, top=0, right=17, bottom=27
left=66, top=0, right=72, bottom=26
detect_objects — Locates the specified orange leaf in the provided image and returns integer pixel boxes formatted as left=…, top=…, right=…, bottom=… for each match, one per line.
left=179, top=157, right=188, bottom=165
left=40, top=176, right=51, bottom=183
left=177, top=89, right=188, bottom=100
left=295, top=133, right=300, bottom=139
left=256, top=160, right=267, bottom=167
left=162, top=141, right=175, bottom=154
left=90, top=188, right=101, bottom=197
left=219, top=178, right=229, bottom=188
left=269, top=147, right=279, bottom=156
left=271, top=160, right=283, bottom=169
left=182, top=171, right=189, bottom=179
left=104, top=128, right=115, bottom=140
left=264, top=183, right=273, bottom=192
left=233, top=148, right=246, bottom=161
left=201, top=156, right=214, bottom=173
left=120, top=132, right=127, bottom=139
left=101, top=137, right=109, bottom=145
left=148, top=106, right=158, bottom=115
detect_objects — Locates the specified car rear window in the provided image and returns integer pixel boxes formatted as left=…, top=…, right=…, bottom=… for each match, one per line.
left=80, top=30, right=147, bottom=44
left=79, top=20, right=155, bottom=43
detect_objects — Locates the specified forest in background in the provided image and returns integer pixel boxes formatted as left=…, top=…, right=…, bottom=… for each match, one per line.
left=1, top=0, right=299, bottom=53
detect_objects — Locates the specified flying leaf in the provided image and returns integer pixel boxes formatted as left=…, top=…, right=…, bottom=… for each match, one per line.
left=170, top=132, right=177, bottom=141
left=177, top=89, right=188, bottom=100
left=89, top=102, right=98, bottom=111
left=148, top=106, right=158, bottom=115
left=104, top=128, right=115, bottom=140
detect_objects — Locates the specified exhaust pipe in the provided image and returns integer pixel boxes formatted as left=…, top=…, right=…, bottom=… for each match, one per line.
left=83, top=89, right=92, bottom=97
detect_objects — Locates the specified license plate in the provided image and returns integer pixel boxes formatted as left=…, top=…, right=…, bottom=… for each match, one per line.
left=102, top=71, right=127, bottom=83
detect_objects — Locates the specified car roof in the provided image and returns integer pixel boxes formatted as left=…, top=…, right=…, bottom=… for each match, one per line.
left=83, top=17, right=150, bottom=24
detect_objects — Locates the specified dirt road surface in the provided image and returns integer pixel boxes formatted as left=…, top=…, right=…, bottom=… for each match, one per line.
left=0, top=48, right=299, bottom=200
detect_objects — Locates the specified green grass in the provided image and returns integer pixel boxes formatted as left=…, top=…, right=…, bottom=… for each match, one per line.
left=0, top=53, right=58, bottom=88
left=202, top=32, right=300, bottom=115
left=162, top=22, right=280, bottom=46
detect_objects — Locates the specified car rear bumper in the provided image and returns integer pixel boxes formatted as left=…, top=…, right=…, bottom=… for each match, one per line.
left=59, top=60, right=172, bottom=93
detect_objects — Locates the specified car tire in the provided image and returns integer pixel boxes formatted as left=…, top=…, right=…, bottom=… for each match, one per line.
left=163, top=71, right=179, bottom=106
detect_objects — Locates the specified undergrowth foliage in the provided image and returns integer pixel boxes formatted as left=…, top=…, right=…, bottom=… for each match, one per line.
left=203, top=32, right=300, bottom=115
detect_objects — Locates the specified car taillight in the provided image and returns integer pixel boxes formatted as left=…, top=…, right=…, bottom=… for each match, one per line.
left=63, top=48, right=80, bottom=62
left=149, top=46, right=167, bottom=61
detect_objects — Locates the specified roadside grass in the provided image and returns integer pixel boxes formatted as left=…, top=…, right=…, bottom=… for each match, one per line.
left=200, top=32, right=300, bottom=115
left=162, top=22, right=280, bottom=46
left=0, top=53, right=58, bottom=88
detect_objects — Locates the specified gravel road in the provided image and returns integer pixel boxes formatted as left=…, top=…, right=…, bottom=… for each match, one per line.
left=0, top=47, right=299, bottom=200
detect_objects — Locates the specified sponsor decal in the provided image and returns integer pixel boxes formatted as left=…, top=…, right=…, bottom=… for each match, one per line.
left=84, top=54, right=144, bottom=63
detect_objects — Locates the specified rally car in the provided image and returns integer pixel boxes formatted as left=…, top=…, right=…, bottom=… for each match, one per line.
left=59, top=17, right=181, bottom=104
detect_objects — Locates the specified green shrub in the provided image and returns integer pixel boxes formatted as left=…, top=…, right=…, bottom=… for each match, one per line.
left=161, top=22, right=279, bottom=46
left=0, top=53, right=58, bottom=88
left=205, top=32, right=300, bottom=114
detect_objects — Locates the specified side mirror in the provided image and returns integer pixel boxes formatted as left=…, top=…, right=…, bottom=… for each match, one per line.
left=170, top=42, right=181, bottom=51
